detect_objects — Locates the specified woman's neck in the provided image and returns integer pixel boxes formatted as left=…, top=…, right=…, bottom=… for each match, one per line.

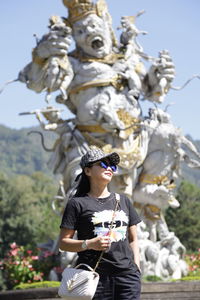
left=88, top=184, right=110, bottom=198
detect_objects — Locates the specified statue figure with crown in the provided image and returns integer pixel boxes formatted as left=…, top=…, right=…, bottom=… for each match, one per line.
left=17, top=0, right=200, bottom=280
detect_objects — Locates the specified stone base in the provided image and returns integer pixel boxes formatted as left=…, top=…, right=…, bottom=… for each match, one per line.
left=141, top=281, right=200, bottom=299
left=0, top=281, right=200, bottom=300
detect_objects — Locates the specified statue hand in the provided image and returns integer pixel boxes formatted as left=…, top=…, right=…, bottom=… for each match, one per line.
left=155, top=50, right=175, bottom=84
left=146, top=50, right=175, bottom=102
left=34, top=24, right=72, bottom=59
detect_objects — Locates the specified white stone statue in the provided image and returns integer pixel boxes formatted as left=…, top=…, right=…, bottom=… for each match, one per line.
left=133, top=108, right=200, bottom=242
left=16, top=0, right=200, bottom=279
left=137, top=221, right=189, bottom=280
left=18, top=0, right=175, bottom=200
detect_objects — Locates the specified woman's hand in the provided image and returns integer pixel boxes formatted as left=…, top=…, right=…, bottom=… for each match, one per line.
left=87, top=236, right=111, bottom=251
left=59, top=228, right=112, bottom=252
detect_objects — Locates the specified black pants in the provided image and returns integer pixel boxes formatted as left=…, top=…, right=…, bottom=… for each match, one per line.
left=93, top=270, right=141, bottom=300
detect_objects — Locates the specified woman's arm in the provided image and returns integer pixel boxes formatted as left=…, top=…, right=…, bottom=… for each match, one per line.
left=128, top=225, right=141, bottom=271
left=59, top=228, right=111, bottom=252
left=59, top=228, right=84, bottom=252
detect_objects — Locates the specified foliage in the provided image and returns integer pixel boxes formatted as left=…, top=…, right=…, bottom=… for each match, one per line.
left=142, top=275, right=162, bottom=282
left=177, top=276, right=200, bottom=281
left=0, top=270, right=6, bottom=291
left=1, top=243, right=43, bottom=289
left=0, top=243, right=61, bottom=290
left=0, top=172, right=59, bottom=259
left=185, top=249, right=200, bottom=276
left=36, top=247, right=62, bottom=279
left=165, top=181, right=200, bottom=252
left=14, top=281, right=60, bottom=290
left=0, top=164, right=61, bottom=290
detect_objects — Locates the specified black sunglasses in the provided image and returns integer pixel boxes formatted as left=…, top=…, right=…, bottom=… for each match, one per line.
left=95, top=160, right=117, bottom=172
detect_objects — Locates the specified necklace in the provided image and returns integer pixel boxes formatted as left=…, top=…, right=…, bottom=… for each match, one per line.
left=87, top=193, right=113, bottom=205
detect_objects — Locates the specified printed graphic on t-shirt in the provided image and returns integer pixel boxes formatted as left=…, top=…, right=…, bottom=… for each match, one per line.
left=91, top=210, right=128, bottom=242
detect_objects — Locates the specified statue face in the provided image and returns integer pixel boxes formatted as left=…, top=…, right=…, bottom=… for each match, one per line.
left=72, top=14, right=113, bottom=58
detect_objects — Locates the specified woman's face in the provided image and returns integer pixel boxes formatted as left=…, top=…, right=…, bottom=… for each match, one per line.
left=85, top=160, right=116, bottom=184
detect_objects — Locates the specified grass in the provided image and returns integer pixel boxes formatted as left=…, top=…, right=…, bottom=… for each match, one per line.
left=14, top=281, right=60, bottom=290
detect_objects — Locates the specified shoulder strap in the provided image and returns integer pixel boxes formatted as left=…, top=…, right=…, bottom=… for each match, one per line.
left=115, top=193, right=120, bottom=203
left=93, top=193, right=120, bottom=271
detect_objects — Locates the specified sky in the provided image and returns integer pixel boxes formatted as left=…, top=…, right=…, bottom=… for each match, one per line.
left=0, top=0, right=200, bottom=139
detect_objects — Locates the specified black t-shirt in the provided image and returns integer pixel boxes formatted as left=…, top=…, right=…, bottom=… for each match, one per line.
left=60, top=193, right=141, bottom=275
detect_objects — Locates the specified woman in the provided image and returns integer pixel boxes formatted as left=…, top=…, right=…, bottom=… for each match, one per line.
left=59, top=147, right=141, bottom=300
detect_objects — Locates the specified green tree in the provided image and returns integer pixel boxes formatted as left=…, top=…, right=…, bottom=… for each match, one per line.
left=0, top=172, right=59, bottom=258
left=165, top=181, right=200, bottom=252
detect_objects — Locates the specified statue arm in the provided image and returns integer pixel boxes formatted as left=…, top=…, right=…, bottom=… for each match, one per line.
left=183, top=155, right=200, bottom=169
left=181, top=135, right=200, bottom=160
left=142, top=50, right=175, bottom=103
left=18, top=16, right=74, bottom=98
left=34, top=110, right=61, bottom=132
left=177, top=136, right=200, bottom=169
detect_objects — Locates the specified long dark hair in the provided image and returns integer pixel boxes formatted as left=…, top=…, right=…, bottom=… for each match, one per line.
left=74, top=171, right=90, bottom=197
